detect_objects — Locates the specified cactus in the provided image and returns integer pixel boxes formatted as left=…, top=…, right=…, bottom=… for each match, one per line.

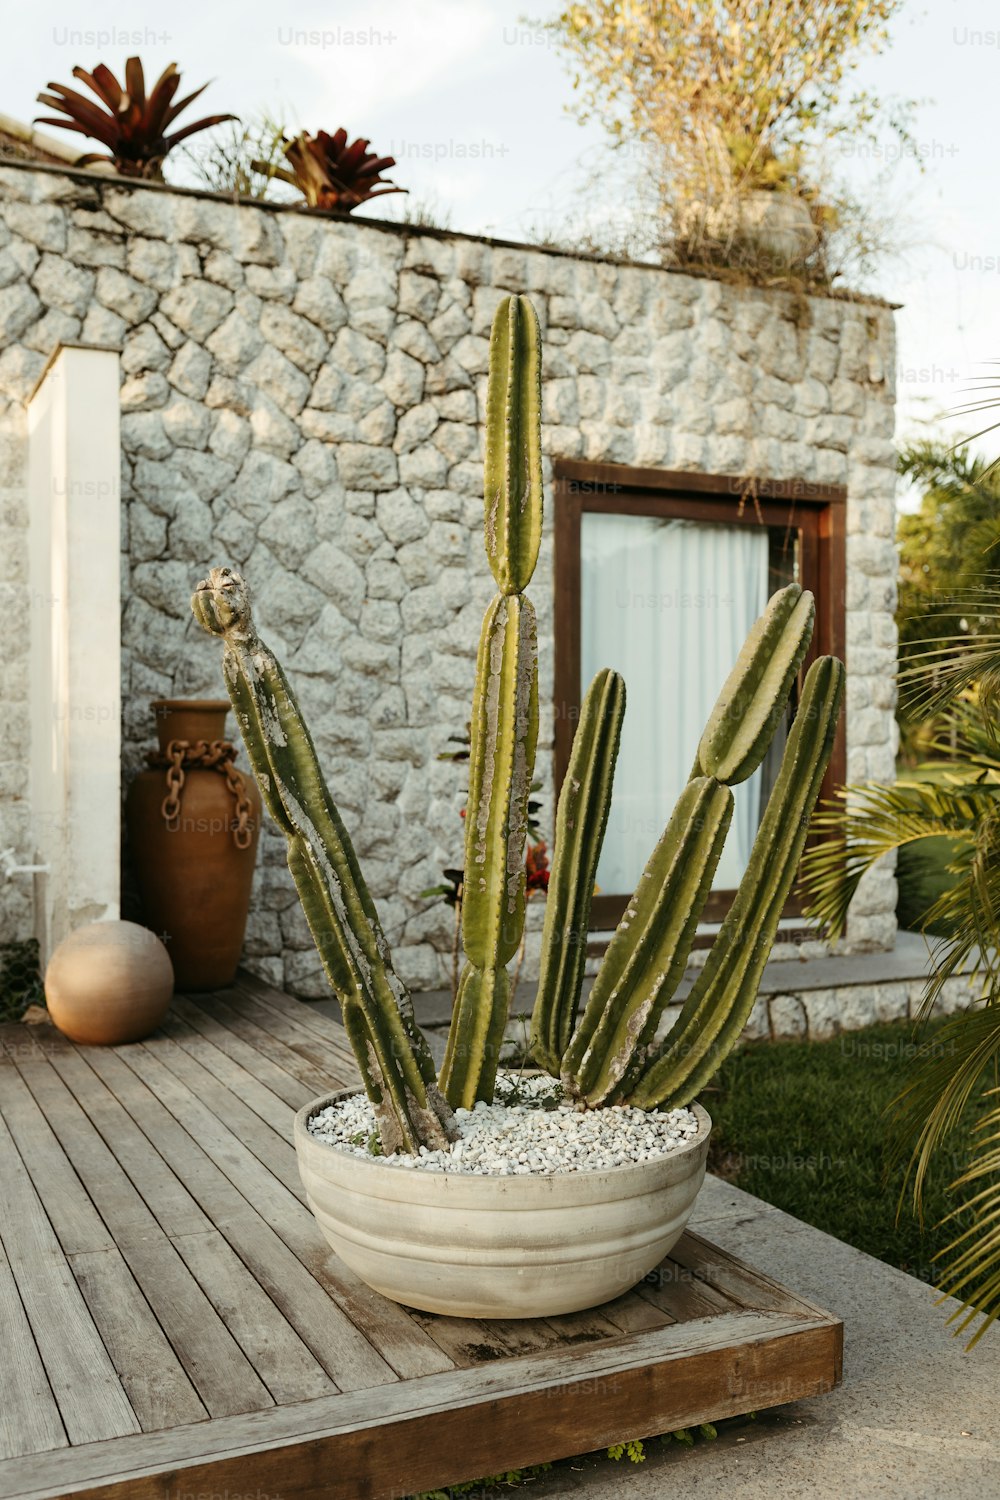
left=626, top=654, right=845, bottom=1110
left=560, top=777, right=734, bottom=1104
left=530, top=668, right=626, bottom=1075
left=191, top=569, right=457, bottom=1156
left=438, top=296, right=542, bottom=1109
left=693, top=583, right=815, bottom=784
left=558, top=583, right=825, bottom=1107
left=191, top=289, right=846, bottom=1161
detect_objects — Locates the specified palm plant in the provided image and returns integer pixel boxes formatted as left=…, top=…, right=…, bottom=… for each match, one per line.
left=35, top=57, right=236, bottom=179
left=802, top=636, right=1000, bottom=1347
left=898, top=443, right=1000, bottom=707
left=258, top=129, right=405, bottom=212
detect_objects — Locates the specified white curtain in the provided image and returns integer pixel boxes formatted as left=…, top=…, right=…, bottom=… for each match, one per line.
left=580, top=514, right=770, bottom=897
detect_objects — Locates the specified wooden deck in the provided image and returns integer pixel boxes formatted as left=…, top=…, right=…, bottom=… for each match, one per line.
left=0, top=972, right=843, bottom=1500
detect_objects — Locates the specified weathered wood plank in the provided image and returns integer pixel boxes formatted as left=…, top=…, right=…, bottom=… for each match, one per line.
left=592, top=1286, right=674, bottom=1333
left=542, top=1304, right=630, bottom=1343
left=670, top=1232, right=842, bottom=1321
left=638, top=1255, right=741, bottom=1322
left=40, top=1038, right=213, bottom=1239
left=143, top=1032, right=305, bottom=1199
left=184, top=992, right=346, bottom=1097
left=0, top=1311, right=840, bottom=1500
left=0, top=1045, right=115, bottom=1255
left=224, top=982, right=360, bottom=1083
left=0, top=1234, right=67, bottom=1460
left=115, top=1042, right=447, bottom=1384
left=170, top=995, right=316, bottom=1109
left=0, top=1045, right=207, bottom=1434
left=162, top=1010, right=302, bottom=1137
left=80, top=1045, right=448, bottom=1384
left=65, top=1250, right=208, bottom=1433
left=10, top=1046, right=276, bottom=1420
left=57, top=1044, right=396, bottom=1390
left=170, top=1230, right=336, bottom=1406
left=234, top=971, right=356, bottom=1049
left=0, top=1076, right=140, bottom=1445
left=407, top=1313, right=545, bottom=1368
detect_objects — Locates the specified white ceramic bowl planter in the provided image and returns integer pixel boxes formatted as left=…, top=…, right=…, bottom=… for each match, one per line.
left=294, top=1090, right=712, bottom=1319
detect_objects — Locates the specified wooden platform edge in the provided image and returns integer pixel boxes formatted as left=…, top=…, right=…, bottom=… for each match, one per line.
left=1, top=1308, right=842, bottom=1500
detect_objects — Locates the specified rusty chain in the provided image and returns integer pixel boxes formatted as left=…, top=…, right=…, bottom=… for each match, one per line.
left=148, top=739, right=255, bottom=850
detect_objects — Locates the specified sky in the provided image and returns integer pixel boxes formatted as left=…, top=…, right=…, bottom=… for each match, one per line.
left=4, top=0, right=999, bottom=482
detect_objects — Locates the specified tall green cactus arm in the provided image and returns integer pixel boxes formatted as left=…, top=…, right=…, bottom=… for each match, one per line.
left=191, top=567, right=457, bottom=1156
left=694, top=583, right=815, bottom=785
left=438, top=963, right=511, bottom=1104
left=461, top=596, right=540, bottom=970
left=560, top=777, right=734, bottom=1106
left=439, top=294, right=543, bottom=1109
left=439, top=594, right=540, bottom=1107
left=627, top=655, right=845, bottom=1112
left=484, top=294, right=543, bottom=596
left=531, top=669, right=626, bottom=1076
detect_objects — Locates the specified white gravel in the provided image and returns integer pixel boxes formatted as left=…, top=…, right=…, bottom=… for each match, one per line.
left=307, top=1071, right=701, bottom=1174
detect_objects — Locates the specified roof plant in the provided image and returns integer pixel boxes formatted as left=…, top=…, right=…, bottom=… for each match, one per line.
left=258, top=129, right=405, bottom=212
left=536, top=0, right=913, bottom=281
left=35, top=57, right=236, bottom=179
left=193, top=293, right=843, bottom=1155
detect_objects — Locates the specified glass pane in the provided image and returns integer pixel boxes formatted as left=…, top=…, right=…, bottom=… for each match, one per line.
left=579, top=513, right=776, bottom=897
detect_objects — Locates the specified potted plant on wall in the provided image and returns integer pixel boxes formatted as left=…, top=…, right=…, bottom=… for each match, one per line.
left=539, top=0, right=912, bottom=284
left=192, top=295, right=844, bottom=1319
left=678, top=133, right=823, bottom=269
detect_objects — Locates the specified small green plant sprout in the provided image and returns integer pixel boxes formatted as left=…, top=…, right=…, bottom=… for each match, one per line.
left=607, top=1438, right=646, bottom=1463
left=193, top=291, right=843, bottom=1154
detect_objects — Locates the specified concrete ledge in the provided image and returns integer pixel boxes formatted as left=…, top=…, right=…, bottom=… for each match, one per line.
left=308, top=932, right=982, bottom=1048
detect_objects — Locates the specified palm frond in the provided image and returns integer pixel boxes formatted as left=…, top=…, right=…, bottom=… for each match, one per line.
left=887, top=1004, right=999, bottom=1211
left=909, top=1070, right=1000, bottom=1348
left=800, top=780, right=985, bottom=938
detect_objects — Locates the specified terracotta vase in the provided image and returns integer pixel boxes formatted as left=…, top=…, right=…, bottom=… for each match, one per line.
left=45, top=920, right=173, bottom=1045
left=125, top=699, right=262, bottom=992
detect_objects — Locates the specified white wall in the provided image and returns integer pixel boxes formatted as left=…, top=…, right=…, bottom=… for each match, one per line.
left=27, top=344, right=121, bottom=960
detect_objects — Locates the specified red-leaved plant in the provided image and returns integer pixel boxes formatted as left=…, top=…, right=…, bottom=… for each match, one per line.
left=36, top=57, right=236, bottom=180
left=261, top=129, right=405, bottom=212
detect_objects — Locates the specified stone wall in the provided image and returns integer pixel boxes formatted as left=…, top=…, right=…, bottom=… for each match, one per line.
left=0, top=163, right=899, bottom=991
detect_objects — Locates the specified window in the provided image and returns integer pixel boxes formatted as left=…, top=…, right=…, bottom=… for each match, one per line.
left=553, top=460, right=847, bottom=931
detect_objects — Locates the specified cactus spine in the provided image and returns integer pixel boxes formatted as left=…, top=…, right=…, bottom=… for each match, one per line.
left=439, top=294, right=542, bottom=1109
left=530, top=668, right=625, bottom=1075
left=191, top=569, right=457, bottom=1156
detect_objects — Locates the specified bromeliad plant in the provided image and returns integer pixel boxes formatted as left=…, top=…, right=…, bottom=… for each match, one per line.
left=35, top=57, right=236, bottom=179
left=259, top=129, right=405, bottom=212
left=192, top=293, right=844, bottom=1155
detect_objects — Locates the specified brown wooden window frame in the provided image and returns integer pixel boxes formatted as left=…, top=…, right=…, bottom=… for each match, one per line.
left=552, top=458, right=847, bottom=933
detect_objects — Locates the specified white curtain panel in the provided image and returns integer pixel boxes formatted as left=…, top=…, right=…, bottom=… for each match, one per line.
left=580, top=513, right=770, bottom=897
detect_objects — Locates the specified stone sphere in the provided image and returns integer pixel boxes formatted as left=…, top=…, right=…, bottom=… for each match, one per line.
left=45, top=920, right=174, bottom=1046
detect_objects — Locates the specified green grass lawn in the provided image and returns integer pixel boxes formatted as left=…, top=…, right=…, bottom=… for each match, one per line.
left=706, top=1019, right=976, bottom=1282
